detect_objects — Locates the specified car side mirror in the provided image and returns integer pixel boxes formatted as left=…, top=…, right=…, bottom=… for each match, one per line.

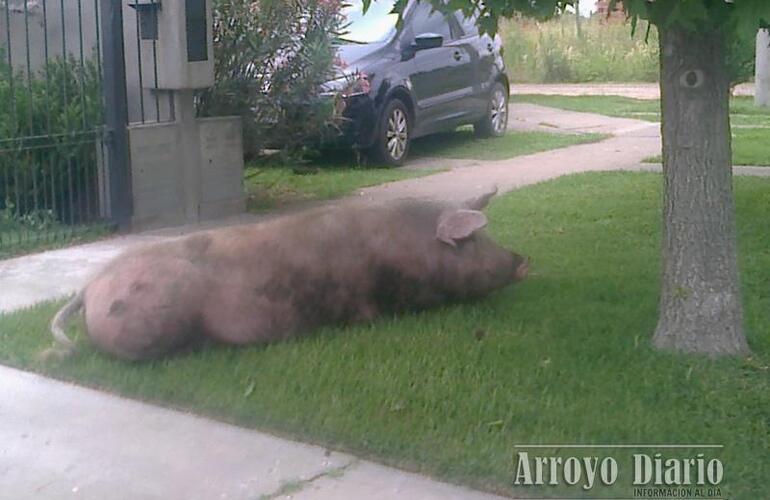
left=401, top=33, right=444, bottom=61
left=413, top=33, right=444, bottom=51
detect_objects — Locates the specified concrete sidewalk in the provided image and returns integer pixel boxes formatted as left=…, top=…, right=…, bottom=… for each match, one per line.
left=0, top=365, right=505, bottom=500
left=0, top=212, right=286, bottom=312
left=1, top=103, right=765, bottom=500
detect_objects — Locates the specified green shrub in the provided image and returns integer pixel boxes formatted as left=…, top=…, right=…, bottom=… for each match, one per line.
left=727, top=31, right=757, bottom=85
left=197, top=0, right=344, bottom=161
left=0, top=51, right=102, bottom=225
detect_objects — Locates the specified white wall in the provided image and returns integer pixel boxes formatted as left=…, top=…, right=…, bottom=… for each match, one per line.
left=756, top=29, right=770, bottom=107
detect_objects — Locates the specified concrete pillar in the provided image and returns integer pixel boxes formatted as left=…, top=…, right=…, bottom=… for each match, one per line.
left=174, top=90, right=203, bottom=222
left=756, top=29, right=770, bottom=107
left=123, top=0, right=243, bottom=231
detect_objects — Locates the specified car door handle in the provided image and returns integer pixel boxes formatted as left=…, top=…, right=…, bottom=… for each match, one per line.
left=453, top=51, right=462, bottom=61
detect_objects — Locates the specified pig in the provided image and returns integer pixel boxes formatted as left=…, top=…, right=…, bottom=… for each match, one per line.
left=47, top=188, right=529, bottom=361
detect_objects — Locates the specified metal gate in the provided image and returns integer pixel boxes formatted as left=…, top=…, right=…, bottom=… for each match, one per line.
left=0, top=0, right=131, bottom=258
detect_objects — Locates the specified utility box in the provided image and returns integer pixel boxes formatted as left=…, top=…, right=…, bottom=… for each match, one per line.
left=129, top=0, right=214, bottom=89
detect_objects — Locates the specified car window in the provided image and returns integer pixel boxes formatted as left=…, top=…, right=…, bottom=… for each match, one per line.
left=454, top=11, right=479, bottom=38
left=341, top=0, right=399, bottom=44
left=409, top=3, right=453, bottom=40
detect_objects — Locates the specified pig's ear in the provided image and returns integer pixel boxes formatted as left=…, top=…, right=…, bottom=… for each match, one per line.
left=464, top=186, right=498, bottom=211
left=436, top=210, right=488, bottom=247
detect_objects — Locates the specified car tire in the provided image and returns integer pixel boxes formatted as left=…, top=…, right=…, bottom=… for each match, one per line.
left=474, top=82, right=509, bottom=138
left=373, top=99, right=411, bottom=166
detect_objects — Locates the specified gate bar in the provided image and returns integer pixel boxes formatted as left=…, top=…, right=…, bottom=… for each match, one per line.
left=100, top=0, right=132, bottom=229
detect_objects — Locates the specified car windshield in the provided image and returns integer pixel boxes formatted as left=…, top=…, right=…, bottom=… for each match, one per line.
left=340, top=0, right=399, bottom=44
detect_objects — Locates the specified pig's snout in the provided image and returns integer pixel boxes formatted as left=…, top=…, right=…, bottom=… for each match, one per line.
left=514, top=256, right=530, bottom=281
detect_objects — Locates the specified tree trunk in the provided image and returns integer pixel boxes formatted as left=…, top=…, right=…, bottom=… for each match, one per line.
left=653, top=26, right=751, bottom=356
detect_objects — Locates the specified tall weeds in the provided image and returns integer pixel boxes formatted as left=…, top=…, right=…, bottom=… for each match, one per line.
left=501, top=13, right=755, bottom=85
left=501, top=15, right=659, bottom=83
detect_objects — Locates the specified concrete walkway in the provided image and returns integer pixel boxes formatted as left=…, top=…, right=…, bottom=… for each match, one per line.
left=0, top=103, right=767, bottom=500
left=0, top=365, right=503, bottom=500
left=359, top=103, right=661, bottom=205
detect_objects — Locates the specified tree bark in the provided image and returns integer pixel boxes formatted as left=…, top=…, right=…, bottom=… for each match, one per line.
left=653, top=26, right=751, bottom=356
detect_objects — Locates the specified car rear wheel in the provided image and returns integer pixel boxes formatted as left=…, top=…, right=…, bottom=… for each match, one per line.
left=474, top=82, right=509, bottom=138
left=374, top=99, right=411, bottom=166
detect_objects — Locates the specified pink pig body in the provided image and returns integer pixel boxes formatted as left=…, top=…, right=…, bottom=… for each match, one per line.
left=50, top=193, right=529, bottom=361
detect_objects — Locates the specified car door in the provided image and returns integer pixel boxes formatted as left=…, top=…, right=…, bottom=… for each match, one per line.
left=454, top=11, right=496, bottom=119
left=405, top=4, right=474, bottom=134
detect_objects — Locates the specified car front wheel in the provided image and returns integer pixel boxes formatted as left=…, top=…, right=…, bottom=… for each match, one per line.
left=374, top=99, right=411, bottom=166
left=475, top=82, right=509, bottom=138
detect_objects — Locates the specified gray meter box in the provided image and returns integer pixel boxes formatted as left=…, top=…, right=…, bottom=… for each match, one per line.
left=130, top=0, right=214, bottom=89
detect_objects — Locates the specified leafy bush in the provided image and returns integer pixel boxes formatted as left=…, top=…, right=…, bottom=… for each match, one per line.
left=0, top=51, right=103, bottom=225
left=727, top=31, right=757, bottom=86
left=197, top=0, right=344, bottom=161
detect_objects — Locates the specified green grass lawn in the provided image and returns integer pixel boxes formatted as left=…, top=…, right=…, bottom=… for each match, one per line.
left=517, top=94, right=663, bottom=122
left=516, top=94, right=770, bottom=166
left=410, top=129, right=608, bottom=161
left=645, top=128, right=770, bottom=166
left=244, top=161, right=439, bottom=211
left=2, top=172, right=768, bottom=499
left=247, top=130, right=607, bottom=209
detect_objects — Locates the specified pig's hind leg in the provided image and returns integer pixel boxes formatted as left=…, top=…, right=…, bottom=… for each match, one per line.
left=84, top=256, right=208, bottom=361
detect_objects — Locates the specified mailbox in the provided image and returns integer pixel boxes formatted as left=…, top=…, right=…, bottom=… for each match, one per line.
left=129, top=0, right=214, bottom=89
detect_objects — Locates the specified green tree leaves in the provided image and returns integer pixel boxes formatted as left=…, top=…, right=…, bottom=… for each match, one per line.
left=375, top=0, right=770, bottom=35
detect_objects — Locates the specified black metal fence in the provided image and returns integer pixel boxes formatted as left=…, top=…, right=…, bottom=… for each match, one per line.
left=0, top=0, right=177, bottom=257
left=1, top=0, right=110, bottom=257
